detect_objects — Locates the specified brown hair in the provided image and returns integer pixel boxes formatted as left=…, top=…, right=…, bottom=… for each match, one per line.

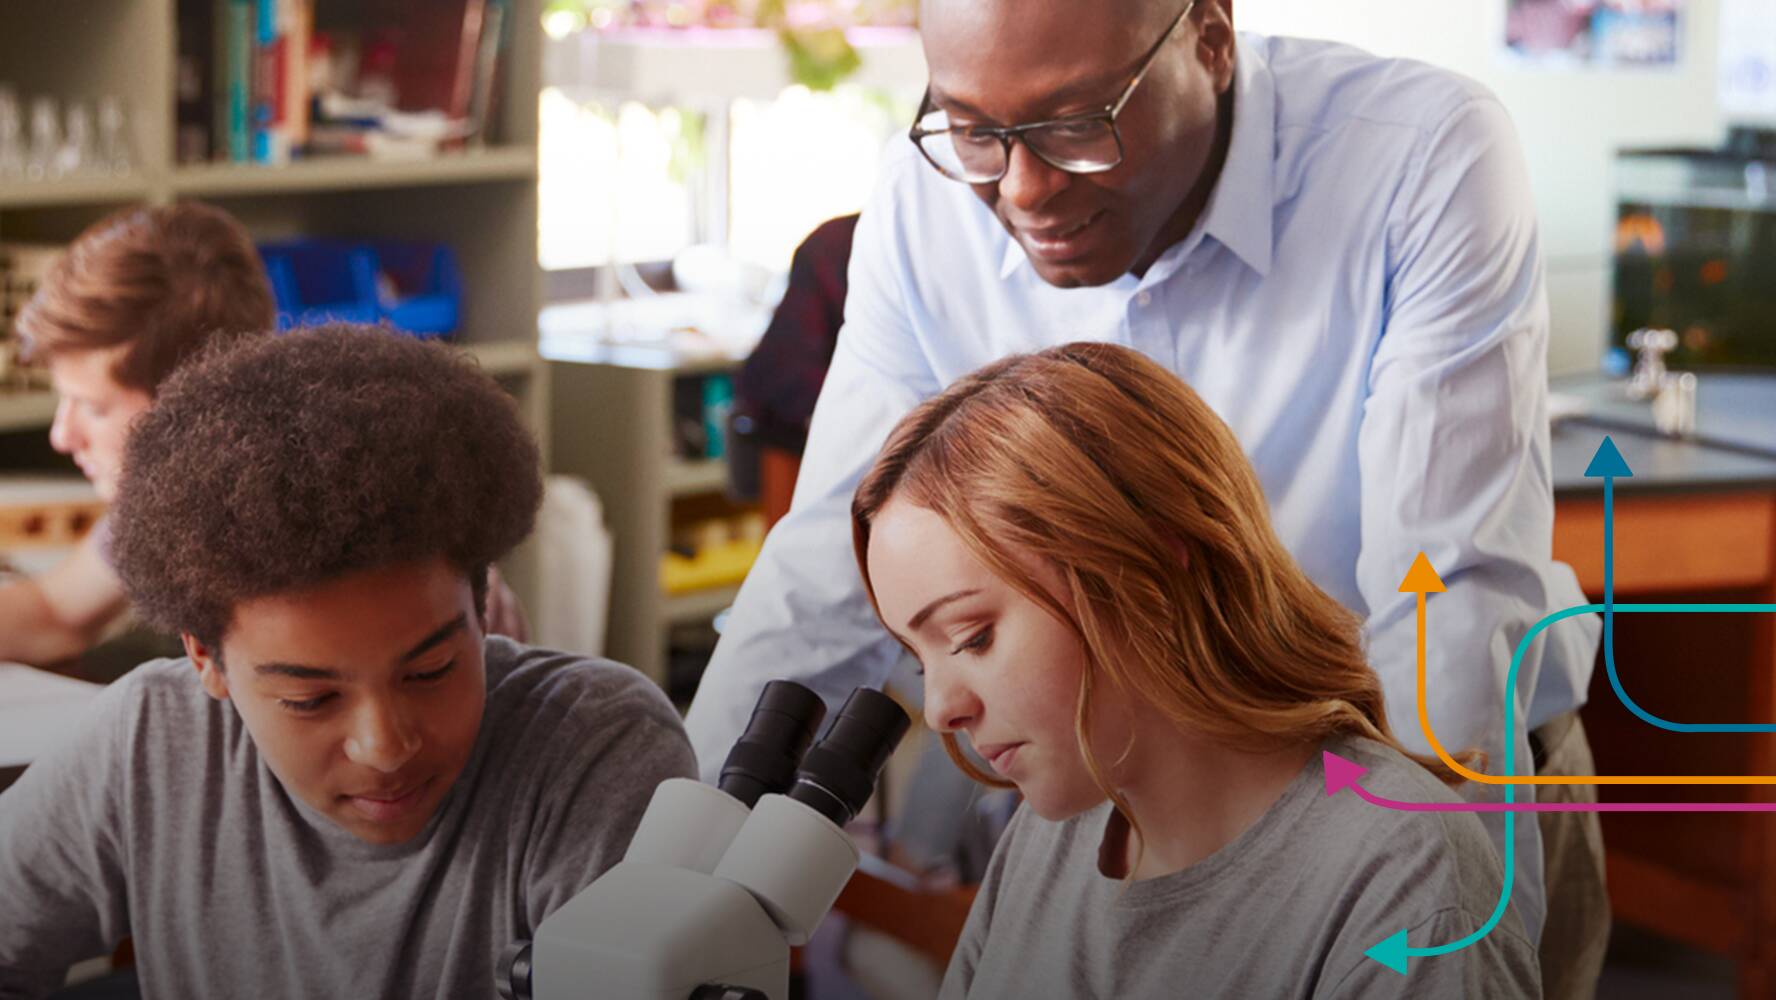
left=852, top=343, right=1466, bottom=827
left=17, top=202, right=276, bottom=393
left=109, top=323, right=542, bottom=647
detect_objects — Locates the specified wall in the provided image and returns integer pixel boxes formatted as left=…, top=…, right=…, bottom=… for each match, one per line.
left=1238, top=0, right=1728, bottom=374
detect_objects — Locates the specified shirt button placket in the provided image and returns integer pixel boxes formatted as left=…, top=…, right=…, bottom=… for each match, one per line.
left=1128, top=288, right=1161, bottom=359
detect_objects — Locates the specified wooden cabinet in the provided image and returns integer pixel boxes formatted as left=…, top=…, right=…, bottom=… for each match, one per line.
left=1555, top=473, right=1776, bottom=997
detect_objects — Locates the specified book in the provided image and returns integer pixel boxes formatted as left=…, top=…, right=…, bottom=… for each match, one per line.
left=225, top=0, right=251, bottom=162
left=467, top=0, right=508, bottom=146
left=393, top=0, right=487, bottom=136
left=175, top=0, right=216, bottom=164
left=250, top=0, right=285, bottom=164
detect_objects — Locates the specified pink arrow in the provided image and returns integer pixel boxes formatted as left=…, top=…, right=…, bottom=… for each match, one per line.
left=1322, top=752, right=1776, bottom=813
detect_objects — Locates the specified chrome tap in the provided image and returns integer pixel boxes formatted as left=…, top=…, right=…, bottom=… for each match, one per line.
left=1624, top=327, right=1697, bottom=437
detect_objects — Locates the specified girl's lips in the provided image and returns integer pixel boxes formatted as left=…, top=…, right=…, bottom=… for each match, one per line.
left=983, top=743, right=1024, bottom=774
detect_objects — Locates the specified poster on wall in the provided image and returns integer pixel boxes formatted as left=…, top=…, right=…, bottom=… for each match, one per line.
left=1503, top=0, right=1683, bottom=69
left=1720, top=0, right=1776, bottom=119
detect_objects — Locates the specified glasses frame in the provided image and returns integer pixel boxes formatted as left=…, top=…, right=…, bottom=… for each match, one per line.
left=908, top=0, right=1200, bottom=184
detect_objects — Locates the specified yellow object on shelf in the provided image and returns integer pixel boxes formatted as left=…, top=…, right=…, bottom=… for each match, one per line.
left=661, top=537, right=763, bottom=596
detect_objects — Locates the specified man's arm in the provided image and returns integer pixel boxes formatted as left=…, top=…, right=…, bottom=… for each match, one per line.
left=684, top=178, right=941, bottom=780
left=1356, top=95, right=1600, bottom=939
left=0, top=680, right=134, bottom=998
left=0, top=529, right=129, bottom=668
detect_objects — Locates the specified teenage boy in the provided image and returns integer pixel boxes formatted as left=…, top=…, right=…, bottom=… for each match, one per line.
left=0, top=325, right=696, bottom=997
left=0, top=202, right=276, bottom=666
left=0, top=202, right=525, bottom=668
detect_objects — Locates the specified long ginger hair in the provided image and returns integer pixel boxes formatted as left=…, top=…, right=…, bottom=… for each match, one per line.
left=852, top=342, right=1466, bottom=816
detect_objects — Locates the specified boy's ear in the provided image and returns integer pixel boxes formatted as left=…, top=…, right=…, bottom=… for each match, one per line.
left=183, top=633, right=230, bottom=702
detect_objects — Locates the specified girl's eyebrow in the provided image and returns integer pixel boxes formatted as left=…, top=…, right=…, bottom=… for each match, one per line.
left=907, top=589, right=984, bottom=632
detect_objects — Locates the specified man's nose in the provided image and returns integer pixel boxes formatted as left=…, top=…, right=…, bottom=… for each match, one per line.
left=996, top=139, right=1071, bottom=216
left=343, top=699, right=423, bottom=774
left=922, top=664, right=981, bottom=734
left=48, top=399, right=81, bottom=455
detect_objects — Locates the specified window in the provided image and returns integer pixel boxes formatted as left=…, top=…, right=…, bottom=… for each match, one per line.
left=539, top=91, right=701, bottom=270
left=537, top=24, right=923, bottom=287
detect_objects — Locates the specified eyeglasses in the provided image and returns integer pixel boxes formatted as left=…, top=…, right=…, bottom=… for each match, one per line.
left=909, top=0, right=1199, bottom=185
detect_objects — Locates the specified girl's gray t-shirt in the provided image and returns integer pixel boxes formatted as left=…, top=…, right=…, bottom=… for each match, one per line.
left=0, top=636, right=696, bottom=999
left=939, top=736, right=1542, bottom=1000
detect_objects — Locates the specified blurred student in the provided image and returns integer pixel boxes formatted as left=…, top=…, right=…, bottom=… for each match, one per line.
left=855, top=343, right=1540, bottom=998
left=0, top=325, right=694, bottom=998
left=0, top=203, right=523, bottom=670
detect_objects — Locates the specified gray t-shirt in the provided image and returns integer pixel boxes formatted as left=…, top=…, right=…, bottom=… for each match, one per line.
left=0, top=636, right=696, bottom=999
left=939, top=736, right=1541, bottom=1000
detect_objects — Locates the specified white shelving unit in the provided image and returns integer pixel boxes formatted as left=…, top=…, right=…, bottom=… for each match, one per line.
left=543, top=317, right=752, bottom=687
left=168, top=147, right=539, bottom=197
left=0, top=391, right=57, bottom=435
left=0, top=176, right=155, bottom=210
left=535, top=28, right=925, bottom=685
left=0, top=0, right=550, bottom=609
left=664, top=457, right=728, bottom=498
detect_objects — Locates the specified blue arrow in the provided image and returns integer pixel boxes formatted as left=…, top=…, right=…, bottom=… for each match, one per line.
left=1589, top=436, right=1776, bottom=732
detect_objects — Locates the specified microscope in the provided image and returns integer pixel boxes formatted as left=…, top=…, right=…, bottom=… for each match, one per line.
left=497, top=681, right=910, bottom=1000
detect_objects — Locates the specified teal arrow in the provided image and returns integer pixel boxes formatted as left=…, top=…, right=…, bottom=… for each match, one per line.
left=1366, top=930, right=1409, bottom=975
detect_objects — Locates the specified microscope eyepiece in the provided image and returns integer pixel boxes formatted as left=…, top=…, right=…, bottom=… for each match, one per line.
left=788, top=687, right=910, bottom=826
left=688, top=986, right=769, bottom=1000
left=718, top=680, right=827, bottom=808
left=495, top=941, right=533, bottom=1000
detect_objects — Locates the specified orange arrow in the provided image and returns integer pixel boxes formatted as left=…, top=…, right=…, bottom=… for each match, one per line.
left=1407, top=553, right=1776, bottom=785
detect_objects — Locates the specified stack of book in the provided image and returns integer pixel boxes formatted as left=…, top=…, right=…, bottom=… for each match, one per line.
left=176, top=0, right=511, bottom=166
left=0, top=244, right=61, bottom=390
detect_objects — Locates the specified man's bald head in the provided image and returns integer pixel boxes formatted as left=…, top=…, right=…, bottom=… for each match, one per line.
left=919, top=0, right=1164, bottom=98
left=913, top=0, right=1238, bottom=287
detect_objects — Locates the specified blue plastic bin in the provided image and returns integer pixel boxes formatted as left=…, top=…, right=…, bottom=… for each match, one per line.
left=258, top=240, right=378, bottom=330
left=372, top=242, right=463, bottom=336
left=258, top=239, right=462, bottom=339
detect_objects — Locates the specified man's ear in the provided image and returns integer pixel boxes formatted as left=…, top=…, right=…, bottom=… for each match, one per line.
left=184, top=633, right=230, bottom=702
left=1198, top=0, right=1237, bottom=95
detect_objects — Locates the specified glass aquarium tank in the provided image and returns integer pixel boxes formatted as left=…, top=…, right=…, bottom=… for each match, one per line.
left=1613, top=129, right=1776, bottom=372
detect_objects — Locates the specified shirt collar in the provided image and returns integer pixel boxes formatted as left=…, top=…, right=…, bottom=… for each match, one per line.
left=999, top=32, right=1277, bottom=282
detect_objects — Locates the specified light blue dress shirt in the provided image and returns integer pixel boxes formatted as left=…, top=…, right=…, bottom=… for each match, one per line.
left=686, top=31, right=1600, bottom=942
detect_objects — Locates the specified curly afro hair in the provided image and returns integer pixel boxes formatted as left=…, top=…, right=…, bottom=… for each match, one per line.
left=109, top=323, right=542, bottom=645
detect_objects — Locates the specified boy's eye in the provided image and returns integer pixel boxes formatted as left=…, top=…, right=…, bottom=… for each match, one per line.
left=278, top=693, right=335, bottom=714
left=411, top=660, right=456, bottom=683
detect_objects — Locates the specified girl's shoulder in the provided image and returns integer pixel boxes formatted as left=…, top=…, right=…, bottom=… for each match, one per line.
left=1327, top=735, right=1471, bottom=806
left=1315, top=735, right=1518, bottom=917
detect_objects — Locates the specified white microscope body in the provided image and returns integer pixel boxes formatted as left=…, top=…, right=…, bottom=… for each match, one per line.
left=500, top=683, right=910, bottom=1000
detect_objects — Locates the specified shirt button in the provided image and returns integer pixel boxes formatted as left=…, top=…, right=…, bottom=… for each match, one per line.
left=1136, top=292, right=1152, bottom=307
